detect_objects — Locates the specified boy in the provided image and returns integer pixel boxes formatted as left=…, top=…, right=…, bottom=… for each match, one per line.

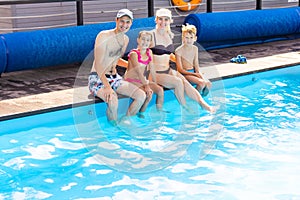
left=175, top=24, right=212, bottom=97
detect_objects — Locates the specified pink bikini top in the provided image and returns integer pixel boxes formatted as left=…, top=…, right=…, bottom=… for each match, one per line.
left=128, top=48, right=152, bottom=65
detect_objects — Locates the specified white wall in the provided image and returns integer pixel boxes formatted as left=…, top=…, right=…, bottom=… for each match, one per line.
left=0, top=5, right=13, bottom=34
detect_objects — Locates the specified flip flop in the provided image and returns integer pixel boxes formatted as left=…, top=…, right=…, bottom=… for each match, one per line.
left=230, top=55, right=247, bottom=64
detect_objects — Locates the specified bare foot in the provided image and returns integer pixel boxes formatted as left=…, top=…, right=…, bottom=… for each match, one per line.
left=108, top=120, right=118, bottom=126
left=137, top=112, right=145, bottom=119
left=118, top=116, right=132, bottom=126
left=208, top=104, right=220, bottom=114
left=183, top=105, right=197, bottom=114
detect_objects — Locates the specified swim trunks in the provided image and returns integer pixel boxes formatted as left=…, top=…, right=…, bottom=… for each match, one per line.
left=156, top=67, right=171, bottom=74
left=88, top=72, right=123, bottom=96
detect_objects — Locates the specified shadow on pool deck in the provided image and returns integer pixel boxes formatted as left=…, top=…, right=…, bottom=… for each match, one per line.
left=0, top=38, right=299, bottom=117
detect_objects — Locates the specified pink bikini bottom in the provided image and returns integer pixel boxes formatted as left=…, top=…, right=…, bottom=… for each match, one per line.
left=125, top=78, right=142, bottom=84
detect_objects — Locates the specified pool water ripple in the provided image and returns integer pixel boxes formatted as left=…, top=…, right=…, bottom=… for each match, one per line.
left=0, top=66, right=300, bottom=199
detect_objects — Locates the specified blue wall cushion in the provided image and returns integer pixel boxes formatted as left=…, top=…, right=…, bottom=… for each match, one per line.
left=0, top=35, right=8, bottom=74
left=0, top=17, right=155, bottom=73
left=184, top=7, right=300, bottom=49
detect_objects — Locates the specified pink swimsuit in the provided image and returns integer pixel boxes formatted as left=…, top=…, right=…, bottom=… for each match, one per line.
left=128, top=48, right=152, bottom=65
left=125, top=48, right=152, bottom=83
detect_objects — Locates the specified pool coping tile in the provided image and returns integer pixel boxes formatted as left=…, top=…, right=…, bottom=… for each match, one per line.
left=0, top=50, right=299, bottom=121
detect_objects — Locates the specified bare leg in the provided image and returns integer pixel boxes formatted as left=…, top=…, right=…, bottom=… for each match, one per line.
left=206, top=80, right=212, bottom=90
left=202, top=75, right=212, bottom=90
left=176, top=73, right=213, bottom=112
left=116, top=81, right=146, bottom=116
left=96, top=90, right=118, bottom=122
left=156, top=73, right=186, bottom=107
left=139, top=90, right=153, bottom=113
left=184, top=75, right=206, bottom=93
left=149, top=82, right=164, bottom=111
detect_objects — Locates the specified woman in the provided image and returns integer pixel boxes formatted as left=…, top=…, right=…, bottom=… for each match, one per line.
left=124, top=31, right=164, bottom=117
left=150, top=8, right=214, bottom=113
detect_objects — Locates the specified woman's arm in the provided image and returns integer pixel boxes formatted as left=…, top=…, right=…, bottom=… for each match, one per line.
left=148, top=50, right=157, bottom=83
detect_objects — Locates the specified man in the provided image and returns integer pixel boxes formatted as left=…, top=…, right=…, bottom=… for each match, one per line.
left=88, top=9, right=146, bottom=125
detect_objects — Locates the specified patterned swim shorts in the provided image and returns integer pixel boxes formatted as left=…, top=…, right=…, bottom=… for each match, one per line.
left=88, top=72, right=123, bottom=96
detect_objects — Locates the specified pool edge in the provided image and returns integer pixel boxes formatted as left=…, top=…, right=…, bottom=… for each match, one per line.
left=0, top=51, right=299, bottom=121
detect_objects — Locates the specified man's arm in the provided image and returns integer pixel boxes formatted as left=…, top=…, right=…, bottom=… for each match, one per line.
left=94, top=32, right=111, bottom=89
left=117, top=35, right=130, bottom=68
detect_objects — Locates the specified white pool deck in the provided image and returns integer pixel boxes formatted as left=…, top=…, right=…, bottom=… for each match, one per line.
left=0, top=45, right=299, bottom=120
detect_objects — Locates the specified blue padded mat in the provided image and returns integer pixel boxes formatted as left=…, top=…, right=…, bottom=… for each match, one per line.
left=0, top=17, right=155, bottom=73
left=184, top=7, right=300, bottom=49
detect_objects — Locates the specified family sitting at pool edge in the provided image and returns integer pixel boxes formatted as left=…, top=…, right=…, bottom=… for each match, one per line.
left=88, top=8, right=215, bottom=125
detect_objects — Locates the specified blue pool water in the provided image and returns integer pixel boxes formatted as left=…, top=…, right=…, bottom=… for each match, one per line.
left=0, top=65, right=299, bottom=199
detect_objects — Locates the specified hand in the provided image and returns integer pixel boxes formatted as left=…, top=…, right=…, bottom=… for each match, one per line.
left=194, top=73, right=202, bottom=78
left=145, top=87, right=153, bottom=98
left=103, top=87, right=115, bottom=102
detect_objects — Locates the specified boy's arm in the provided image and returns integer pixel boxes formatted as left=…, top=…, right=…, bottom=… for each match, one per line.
left=193, top=46, right=206, bottom=79
left=175, top=49, right=196, bottom=76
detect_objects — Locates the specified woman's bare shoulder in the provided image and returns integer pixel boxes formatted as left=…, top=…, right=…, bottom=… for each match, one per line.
left=192, top=45, right=198, bottom=51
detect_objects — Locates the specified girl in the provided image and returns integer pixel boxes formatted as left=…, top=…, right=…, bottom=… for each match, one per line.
left=124, top=31, right=164, bottom=117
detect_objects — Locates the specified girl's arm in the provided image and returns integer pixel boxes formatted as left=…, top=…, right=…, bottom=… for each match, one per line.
left=129, top=51, right=152, bottom=97
left=129, top=51, right=149, bottom=86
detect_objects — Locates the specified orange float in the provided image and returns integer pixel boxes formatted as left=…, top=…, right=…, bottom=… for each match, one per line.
left=171, top=0, right=202, bottom=11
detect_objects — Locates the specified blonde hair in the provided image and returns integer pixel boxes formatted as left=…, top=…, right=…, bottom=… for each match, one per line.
left=155, top=8, right=174, bottom=38
left=137, top=31, right=153, bottom=47
left=138, top=31, right=152, bottom=40
left=182, top=24, right=197, bottom=38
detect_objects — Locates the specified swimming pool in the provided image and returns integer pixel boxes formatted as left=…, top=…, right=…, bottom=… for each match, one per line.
left=0, top=65, right=299, bottom=199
